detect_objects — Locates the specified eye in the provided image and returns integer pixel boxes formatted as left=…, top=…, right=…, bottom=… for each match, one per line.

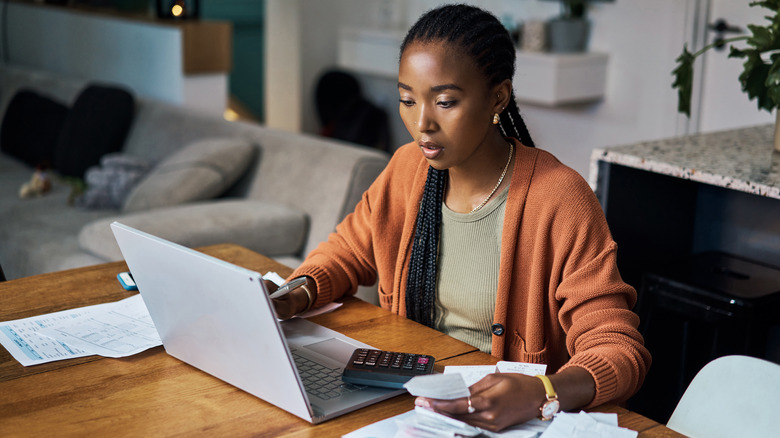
left=437, top=100, right=457, bottom=109
left=399, top=99, right=415, bottom=107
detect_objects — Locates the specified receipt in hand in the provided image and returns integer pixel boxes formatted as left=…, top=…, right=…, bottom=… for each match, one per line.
left=404, top=373, right=471, bottom=399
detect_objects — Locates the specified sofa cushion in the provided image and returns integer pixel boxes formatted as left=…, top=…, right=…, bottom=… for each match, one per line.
left=53, top=84, right=135, bottom=179
left=0, top=89, right=69, bottom=168
left=122, top=138, right=255, bottom=213
left=79, top=199, right=308, bottom=261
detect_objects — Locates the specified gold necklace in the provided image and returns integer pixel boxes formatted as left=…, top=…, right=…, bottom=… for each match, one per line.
left=469, top=141, right=513, bottom=214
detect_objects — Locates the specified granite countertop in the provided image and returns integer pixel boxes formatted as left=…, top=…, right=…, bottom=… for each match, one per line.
left=590, top=124, right=780, bottom=200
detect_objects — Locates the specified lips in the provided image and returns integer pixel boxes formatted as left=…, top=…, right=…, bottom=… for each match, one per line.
left=419, top=141, right=443, bottom=160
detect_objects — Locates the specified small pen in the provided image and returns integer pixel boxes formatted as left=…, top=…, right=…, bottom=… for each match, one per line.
left=268, top=277, right=307, bottom=299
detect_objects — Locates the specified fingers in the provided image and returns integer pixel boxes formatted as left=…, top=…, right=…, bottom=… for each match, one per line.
left=469, top=372, right=500, bottom=394
left=415, top=396, right=477, bottom=416
left=272, top=297, right=297, bottom=320
left=264, top=280, right=294, bottom=319
left=263, top=279, right=279, bottom=294
left=270, top=286, right=309, bottom=320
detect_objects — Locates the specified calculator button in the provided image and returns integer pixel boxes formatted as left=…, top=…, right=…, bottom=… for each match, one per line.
left=352, top=349, right=368, bottom=365
left=365, top=350, right=381, bottom=366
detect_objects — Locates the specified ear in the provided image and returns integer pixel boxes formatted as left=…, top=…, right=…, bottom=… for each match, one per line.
left=492, top=79, right=513, bottom=114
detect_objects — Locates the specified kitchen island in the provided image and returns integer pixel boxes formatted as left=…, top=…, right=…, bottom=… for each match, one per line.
left=591, top=123, right=780, bottom=423
left=590, top=123, right=780, bottom=289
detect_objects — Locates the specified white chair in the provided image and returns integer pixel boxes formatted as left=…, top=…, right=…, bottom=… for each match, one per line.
left=667, top=355, right=780, bottom=438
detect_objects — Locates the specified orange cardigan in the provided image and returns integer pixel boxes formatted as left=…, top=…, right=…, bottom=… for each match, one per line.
left=292, top=139, right=651, bottom=407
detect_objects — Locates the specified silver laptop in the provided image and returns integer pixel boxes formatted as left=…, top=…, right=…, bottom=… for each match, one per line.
left=110, top=222, right=403, bottom=424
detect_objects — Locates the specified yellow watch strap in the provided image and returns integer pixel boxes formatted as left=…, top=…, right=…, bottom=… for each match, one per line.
left=535, top=374, right=557, bottom=398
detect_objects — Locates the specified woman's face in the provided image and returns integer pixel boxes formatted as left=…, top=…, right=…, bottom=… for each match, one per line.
left=398, top=41, right=500, bottom=170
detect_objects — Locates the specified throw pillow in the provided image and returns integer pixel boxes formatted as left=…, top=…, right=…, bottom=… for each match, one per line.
left=53, top=83, right=135, bottom=179
left=0, top=89, right=69, bottom=168
left=122, top=138, right=255, bottom=213
left=76, top=153, right=153, bottom=209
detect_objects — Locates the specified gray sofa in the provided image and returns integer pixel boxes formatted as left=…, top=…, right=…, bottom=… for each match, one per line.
left=0, top=65, right=389, bottom=302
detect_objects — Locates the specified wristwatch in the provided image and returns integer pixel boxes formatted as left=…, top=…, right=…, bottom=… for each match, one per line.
left=535, top=374, right=560, bottom=421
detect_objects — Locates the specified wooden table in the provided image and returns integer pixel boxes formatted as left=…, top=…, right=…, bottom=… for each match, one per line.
left=0, top=244, right=682, bottom=437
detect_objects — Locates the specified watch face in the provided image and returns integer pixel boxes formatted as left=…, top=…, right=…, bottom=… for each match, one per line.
left=541, top=399, right=560, bottom=420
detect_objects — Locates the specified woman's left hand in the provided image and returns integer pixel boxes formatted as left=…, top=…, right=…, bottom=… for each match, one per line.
left=414, top=366, right=595, bottom=432
left=414, top=373, right=546, bottom=432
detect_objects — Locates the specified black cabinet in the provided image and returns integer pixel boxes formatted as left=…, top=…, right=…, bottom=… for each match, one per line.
left=630, top=251, right=780, bottom=422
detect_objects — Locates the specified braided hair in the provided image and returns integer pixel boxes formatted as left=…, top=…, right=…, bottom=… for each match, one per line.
left=402, top=4, right=535, bottom=327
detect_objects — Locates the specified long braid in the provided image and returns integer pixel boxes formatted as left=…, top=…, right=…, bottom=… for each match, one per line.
left=403, top=4, right=535, bottom=326
left=406, top=167, right=447, bottom=327
left=501, top=92, right=535, bottom=147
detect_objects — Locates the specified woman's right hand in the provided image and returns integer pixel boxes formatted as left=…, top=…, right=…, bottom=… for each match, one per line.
left=264, top=279, right=313, bottom=320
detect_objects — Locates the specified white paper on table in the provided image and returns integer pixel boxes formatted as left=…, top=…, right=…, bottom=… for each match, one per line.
left=343, top=406, right=549, bottom=438
left=37, top=294, right=162, bottom=358
left=0, top=306, right=95, bottom=366
left=497, top=361, right=547, bottom=376
left=400, top=406, right=484, bottom=437
left=342, top=409, right=416, bottom=438
left=539, top=411, right=637, bottom=438
left=344, top=408, right=634, bottom=438
left=296, top=302, right=342, bottom=318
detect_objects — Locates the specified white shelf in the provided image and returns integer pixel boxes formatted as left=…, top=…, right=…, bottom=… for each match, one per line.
left=513, top=51, right=609, bottom=106
left=336, top=28, right=609, bottom=107
left=337, top=27, right=405, bottom=78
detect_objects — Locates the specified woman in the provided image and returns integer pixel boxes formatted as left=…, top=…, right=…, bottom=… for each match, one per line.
left=270, top=3, right=650, bottom=432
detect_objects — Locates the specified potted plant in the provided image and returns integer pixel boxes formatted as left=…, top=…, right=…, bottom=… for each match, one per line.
left=547, top=0, right=591, bottom=53
left=672, top=1, right=780, bottom=148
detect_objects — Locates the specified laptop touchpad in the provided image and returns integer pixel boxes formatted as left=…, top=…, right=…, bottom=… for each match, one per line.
left=303, top=338, right=358, bottom=365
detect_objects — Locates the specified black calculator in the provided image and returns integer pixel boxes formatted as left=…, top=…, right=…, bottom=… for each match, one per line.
left=341, top=348, right=436, bottom=389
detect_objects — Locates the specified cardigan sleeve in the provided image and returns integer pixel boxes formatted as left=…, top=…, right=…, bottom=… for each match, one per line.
left=289, top=143, right=423, bottom=309
left=556, top=241, right=651, bottom=407
left=541, top=162, right=651, bottom=408
left=290, top=171, right=386, bottom=308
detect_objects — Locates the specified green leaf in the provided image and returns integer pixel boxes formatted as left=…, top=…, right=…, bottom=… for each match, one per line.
left=766, top=53, right=780, bottom=106
left=672, top=45, right=695, bottom=117
left=747, top=24, right=773, bottom=49
left=739, top=51, right=774, bottom=112
left=729, top=46, right=748, bottom=59
left=750, top=1, right=780, bottom=13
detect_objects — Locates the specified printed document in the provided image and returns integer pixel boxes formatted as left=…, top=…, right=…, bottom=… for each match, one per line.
left=37, top=294, right=161, bottom=358
left=0, top=295, right=162, bottom=366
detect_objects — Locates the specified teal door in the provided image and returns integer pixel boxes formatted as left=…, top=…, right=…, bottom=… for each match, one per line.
left=202, top=0, right=265, bottom=121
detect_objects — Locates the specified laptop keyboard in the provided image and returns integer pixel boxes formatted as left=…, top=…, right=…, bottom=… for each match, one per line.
left=292, top=352, right=366, bottom=400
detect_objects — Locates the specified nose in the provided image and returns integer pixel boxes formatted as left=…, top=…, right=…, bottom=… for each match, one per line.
left=416, top=104, right=436, bottom=133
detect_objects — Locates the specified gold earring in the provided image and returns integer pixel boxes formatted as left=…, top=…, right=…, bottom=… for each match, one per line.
left=493, top=113, right=500, bottom=125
